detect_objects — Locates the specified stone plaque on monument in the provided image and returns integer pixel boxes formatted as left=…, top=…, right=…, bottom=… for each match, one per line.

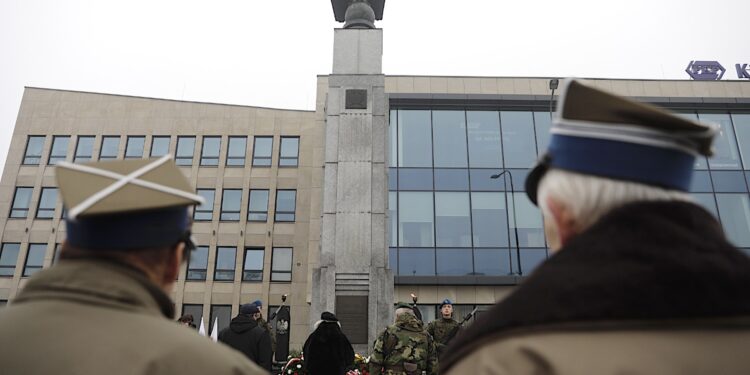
left=345, top=89, right=368, bottom=109
left=336, top=296, right=369, bottom=344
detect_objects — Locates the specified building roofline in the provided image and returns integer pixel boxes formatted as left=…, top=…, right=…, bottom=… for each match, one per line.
left=23, top=86, right=315, bottom=113
left=317, top=74, right=750, bottom=83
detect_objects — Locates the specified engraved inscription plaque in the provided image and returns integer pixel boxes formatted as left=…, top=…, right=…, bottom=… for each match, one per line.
left=336, top=295, right=369, bottom=344
left=345, top=89, right=368, bottom=109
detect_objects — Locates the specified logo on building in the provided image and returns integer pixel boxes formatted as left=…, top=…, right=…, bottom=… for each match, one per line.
left=686, top=61, right=726, bottom=80
left=737, top=64, right=750, bottom=79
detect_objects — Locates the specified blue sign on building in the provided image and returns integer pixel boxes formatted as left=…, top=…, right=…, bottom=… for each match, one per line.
left=737, top=64, right=750, bottom=79
left=686, top=61, right=726, bottom=80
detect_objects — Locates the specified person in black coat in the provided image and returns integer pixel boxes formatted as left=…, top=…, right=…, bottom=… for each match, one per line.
left=218, top=303, right=272, bottom=371
left=303, top=312, right=355, bottom=375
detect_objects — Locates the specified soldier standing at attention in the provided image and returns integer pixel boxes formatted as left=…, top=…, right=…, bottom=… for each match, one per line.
left=426, top=299, right=459, bottom=358
left=370, top=302, right=438, bottom=375
left=252, top=299, right=276, bottom=353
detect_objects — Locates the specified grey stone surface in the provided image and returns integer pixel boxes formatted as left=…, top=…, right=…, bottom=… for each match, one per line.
left=328, top=74, right=385, bottom=88
left=371, top=115, right=386, bottom=163
left=324, top=116, right=339, bottom=163
left=333, top=29, right=383, bottom=75
left=338, top=115, right=373, bottom=161
left=335, top=162, right=372, bottom=212
left=323, top=163, right=338, bottom=214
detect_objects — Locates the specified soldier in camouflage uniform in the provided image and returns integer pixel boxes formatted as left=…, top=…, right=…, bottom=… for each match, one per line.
left=426, top=299, right=460, bottom=358
left=252, top=300, right=276, bottom=353
left=370, top=302, right=438, bottom=375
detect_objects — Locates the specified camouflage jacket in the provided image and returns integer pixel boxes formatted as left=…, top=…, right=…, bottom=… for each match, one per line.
left=257, top=316, right=276, bottom=353
left=369, top=313, right=438, bottom=375
left=426, top=317, right=460, bottom=355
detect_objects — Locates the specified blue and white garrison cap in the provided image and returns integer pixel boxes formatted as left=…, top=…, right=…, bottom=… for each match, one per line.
left=56, top=155, right=204, bottom=250
left=525, top=79, right=718, bottom=205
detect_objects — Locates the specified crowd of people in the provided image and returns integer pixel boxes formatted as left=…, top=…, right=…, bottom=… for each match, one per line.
left=1, top=79, right=750, bottom=374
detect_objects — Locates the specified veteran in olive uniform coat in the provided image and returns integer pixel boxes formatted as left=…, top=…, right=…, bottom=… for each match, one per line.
left=370, top=303, right=438, bottom=375
left=441, top=80, right=750, bottom=374
left=426, top=299, right=459, bottom=358
left=0, top=157, right=266, bottom=375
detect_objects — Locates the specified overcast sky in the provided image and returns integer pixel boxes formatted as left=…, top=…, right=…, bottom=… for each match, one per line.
left=1, top=0, right=747, bottom=177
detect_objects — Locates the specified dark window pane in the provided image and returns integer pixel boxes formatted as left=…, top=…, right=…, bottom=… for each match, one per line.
left=74, top=136, right=95, bottom=162
left=280, top=137, right=299, bottom=167
left=467, top=111, right=502, bottom=168
left=214, top=247, right=236, bottom=281
left=699, top=114, right=741, bottom=170
left=100, top=136, right=120, bottom=160
left=470, top=169, right=504, bottom=191
left=512, top=249, right=548, bottom=275
left=433, top=111, right=467, bottom=167
left=389, top=110, right=397, bottom=167
left=389, top=192, right=397, bottom=247
left=220, top=189, right=241, bottom=221
left=473, top=248, right=512, bottom=276
left=150, top=136, right=170, bottom=157
left=271, top=247, right=292, bottom=282
left=501, top=112, right=537, bottom=168
left=49, top=136, right=70, bottom=165
left=182, top=304, right=203, bottom=330
left=187, top=246, right=208, bottom=280
left=210, top=305, right=232, bottom=334
left=0, top=243, right=20, bottom=277
left=533, top=112, right=552, bottom=156
left=435, top=192, right=471, bottom=247
left=389, top=247, right=397, bottom=273
left=398, top=168, right=433, bottom=190
left=253, top=137, right=273, bottom=166
left=398, top=192, right=434, bottom=247
left=398, top=248, right=435, bottom=276
left=388, top=168, right=397, bottom=190
left=691, top=193, right=718, bottom=218
left=689, top=171, right=713, bottom=193
left=125, top=136, right=145, bottom=159
left=434, top=169, right=469, bottom=191
left=248, top=190, right=269, bottom=221
left=23, top=243, right=47, bottom=277
left=711, top=171, right=748, bottom=193
left=227, top=136, right=247, bottom=166
left=509, top=193, right=545, bottom=248
left=275, top=190, right=296, bottom=222
left=715, top=194, right=750, bottom=247
left=11, top=187, right=33, bottom=218
left=23, top=136, right=45, bottom=165
left=471, top=192, right=509, bottom=247
left=200, top=136, right=221, bottom=166
left=398, top=110, right=432, bottom=167
left=194, top=189, right=214, bottom=221
left=36, top=187, right=58, bottom=219
left=436, top=248, right=473, bottom=275
left=733, top=114, right=750, bottom=170
left=677, top=113, right=707, bottom=169
left=243, top=248, right=264, bottom=281
left=176, top=136, right=196, bottom=166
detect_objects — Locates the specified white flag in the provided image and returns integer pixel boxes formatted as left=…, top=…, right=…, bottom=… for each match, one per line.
left=210, top=317, right=219, bottom=342
left=198, top=318, right=206, bottom=336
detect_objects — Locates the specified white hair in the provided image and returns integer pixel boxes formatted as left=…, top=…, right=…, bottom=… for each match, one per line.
left=537, top=169, right=693, bottom=230
left=394, top=308, right=415, bottom=321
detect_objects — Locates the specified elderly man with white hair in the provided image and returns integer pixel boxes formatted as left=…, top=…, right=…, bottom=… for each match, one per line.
left=440, top=79, right=750, bottom=374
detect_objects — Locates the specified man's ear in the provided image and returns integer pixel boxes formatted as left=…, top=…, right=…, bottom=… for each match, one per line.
left=545, top=196, right=579, bottom=249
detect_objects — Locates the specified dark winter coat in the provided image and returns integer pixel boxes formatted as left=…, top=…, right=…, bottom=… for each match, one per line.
left=218, top=314, right=273, bottom=371
left=302, top=322, right=355, bottom=375
left=442, top=201, right=750, bottom=374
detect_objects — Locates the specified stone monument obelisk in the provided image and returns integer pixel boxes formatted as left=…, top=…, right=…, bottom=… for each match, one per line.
left=311, top=0, right=392, bottom=353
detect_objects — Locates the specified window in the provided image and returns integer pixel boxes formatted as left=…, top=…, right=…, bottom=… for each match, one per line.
left=716, top=194, right=750, bottom=247
left=398, top=110, right=432, bottom=167
left=398, top=192, right=434, bottom=247
left=389, top=192, right=397, bottom=247
left=275, top=190, right=296, bottom=222
left=390, top=109, right=397, bottom=167
left=248, top=190, right=269, bottom=221
left=398, top=248, right=435, bottom=276
left=187, top=246, right=208, bottom=280
left=227, top=136, right=247, bottom=166
left=74, top=136, right=95, bottom=162
left=0, top=243, right=20, bottom=277
left=534, top=112, right=553, bottom=156
left=23, top=136, right=45, bottom=165
left=279, top=137, right=299, bottom=167
left=210, top=305, right=232, bottom=334
left=36, top=187, right=58, bottom=219
left=733, top=114, right=750, bottom=170
left=125, top=136, right=145, bottom=158
left=100, top=136, right=120, bottom=160
left=467, top=111, right=502, bottom=168
left=243, top=248, right=264, bottom=281
left=436, top=248, right=473, bottom=276
left=150, top=136, right=171, bottom=157
left=509, top=193, right=546, bottom=248
left=433, top=111, right=468, bottom=167
left=23, top=243, right=47, bottom=277
left=471, top=192, right=509, bottom=247
left=10, top=187, right=34, bottom=218
left=200, top=136, right=221, bottom=166
left=253, top=136, right=273, bottom=166
left=699, top=113, right=741, bottom=170
left=194, top=189, right=215, bottom=221
left=220, top=189, right=242, bottom=221
left=501, top=111, right=537, bottom=168
left=175, top=136, right=196, bottom=166
left=435, top=192, right=471, bottom=247
left=182, top=304, right=203, bottom=330
left=214, top=246, right=236, bottom=281
left=48, top=136, right=70, bottom=165
left=474, top=248, right=512, bottom=276
left=271, top=247, right=292, bottom=282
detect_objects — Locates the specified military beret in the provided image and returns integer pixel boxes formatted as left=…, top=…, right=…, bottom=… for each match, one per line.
left=440, top=299, right=453, bottom=308
left=394, top=301, right=413, bottom=309
left=526, top=79, right=717, bottom=205
left=240, top=303, right=259, bottom=315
